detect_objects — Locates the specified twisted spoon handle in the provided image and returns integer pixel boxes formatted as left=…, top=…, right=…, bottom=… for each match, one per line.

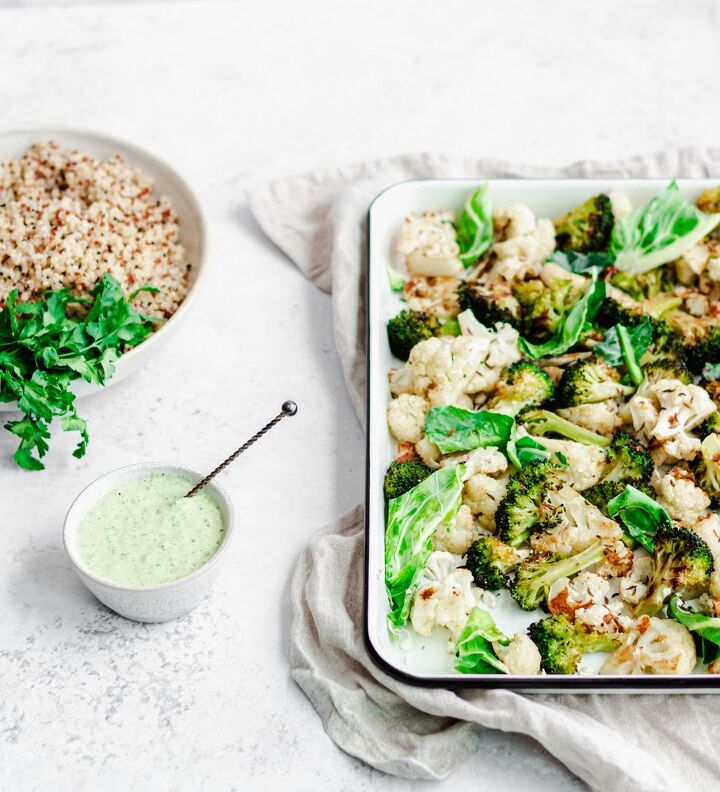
left=185, top=401, right=298, bottom=498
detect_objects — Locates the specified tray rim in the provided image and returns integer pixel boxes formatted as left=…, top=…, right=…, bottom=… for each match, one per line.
left=363, top=176, right=720, bottom=691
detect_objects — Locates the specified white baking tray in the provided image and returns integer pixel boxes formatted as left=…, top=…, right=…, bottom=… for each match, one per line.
left=364, top=178, right=720, bottom=691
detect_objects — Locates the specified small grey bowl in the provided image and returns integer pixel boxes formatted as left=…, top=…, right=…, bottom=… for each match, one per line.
left=63, top=462, right=234, bottom=623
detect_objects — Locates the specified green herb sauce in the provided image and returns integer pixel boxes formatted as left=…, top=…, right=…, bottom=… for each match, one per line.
left=77, top=473, right=225, bottom=587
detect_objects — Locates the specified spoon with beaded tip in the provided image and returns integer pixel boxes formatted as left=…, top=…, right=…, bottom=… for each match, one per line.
left=184, top=400, right=298, bottom=498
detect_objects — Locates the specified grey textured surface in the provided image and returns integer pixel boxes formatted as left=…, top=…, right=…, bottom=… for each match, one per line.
left=1, top=0, right=717, bottom=790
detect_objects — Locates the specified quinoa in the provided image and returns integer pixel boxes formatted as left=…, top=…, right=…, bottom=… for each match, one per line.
left=0, top=140, right=189, bottom=317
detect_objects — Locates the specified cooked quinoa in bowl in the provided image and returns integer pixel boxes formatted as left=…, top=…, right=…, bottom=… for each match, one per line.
left=0, top=140, right=189, bottom=317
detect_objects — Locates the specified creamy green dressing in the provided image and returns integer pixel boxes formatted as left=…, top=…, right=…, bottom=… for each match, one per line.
left=77, top=473, right=225, bottom=587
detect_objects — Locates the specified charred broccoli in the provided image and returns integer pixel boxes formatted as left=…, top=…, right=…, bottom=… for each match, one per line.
left=386, top=309, right=439, bottom=360
left=686, top=326, right=720, bottom=374
left=643, top=358, right=692, bottom=385
left=486, top=360, right=555, bottom=416
left=641, top=319, right=689, bottom=366
left=695, top=432, right=720, bottom=508
left=582, top=432, right=654, bottom=513
left=465, top=535, right=520, bottom=590
left=583, top=479, right=656, bottom=516
left=513, top=277, right=578, bottom=342
left=603, top=431, right=653, bottom=483
left=632, top=525, right=714, bottom=617
left=698, top=186, right=720, bottom=215
left=383, top=459, right=432, bottom=500
left=495, top=460, right=560, bottom=548
left=456, top=282, right=520, bottom=329
left=528, top=613, right=621, bottom=674
left=609, top=267, right=672, bottom=301
left=517, top=408, right=611, bottom=447
left=555, top=194, right=614, bottom=253
left=510, top=542, right=605, bottom=611
left=556, top=356, right=634, bottom=407
left=702, top=412, right=720, bottom=437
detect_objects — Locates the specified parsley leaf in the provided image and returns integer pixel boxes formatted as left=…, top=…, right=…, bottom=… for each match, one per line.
left=0, top=274, right=160, bottom=470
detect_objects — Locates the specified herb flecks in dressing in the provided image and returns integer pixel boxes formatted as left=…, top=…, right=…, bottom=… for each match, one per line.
left=77, top=473, right=225, bottom=587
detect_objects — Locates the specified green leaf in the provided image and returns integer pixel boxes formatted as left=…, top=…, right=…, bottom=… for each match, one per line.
left=668, top=596, right=720, bottom=665
left=703, top=362, right=720, bottom=382
left=455, top=184, right=493, bottom=267
left=595, top=317, right=653, bottom=387
left=505, top=431, right=561, bottom=469
left=385, top=465, right=465, bottom=628
left=0, top=273, right=159, bottom=470
left=611, top=181, right=720, bottom=275
left=519, top=276, right=606, bottom=359
left=547, top=250, right=614, bottom=275
left=454, top=607, right=509, bottom=674
left=607, top=484, right=672, bottom=552
left=424, top=407, right=514, bottom=454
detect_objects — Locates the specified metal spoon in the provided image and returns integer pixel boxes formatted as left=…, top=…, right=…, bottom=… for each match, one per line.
left=185, top=400, right=298, bottom=498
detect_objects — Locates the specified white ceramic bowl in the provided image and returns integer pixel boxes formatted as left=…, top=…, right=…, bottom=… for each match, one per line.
left=63, top=463, right=234, bottom=623
left=0, top=128, right=207, bottom=411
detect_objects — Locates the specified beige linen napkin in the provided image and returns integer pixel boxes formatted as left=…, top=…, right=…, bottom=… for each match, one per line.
left=249, top=150, right=720, bottom=792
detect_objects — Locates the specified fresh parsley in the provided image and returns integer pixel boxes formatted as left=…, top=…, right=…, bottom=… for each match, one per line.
left=0, top=274, right=159, bottom=470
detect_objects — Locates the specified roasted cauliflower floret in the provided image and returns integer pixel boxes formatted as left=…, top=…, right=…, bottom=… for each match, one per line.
left=608, top=190, right=633, bottom=219
left=653, top=466, right=710, bottom=523
left=556, top=401, right=623, bottom=436
left=692, top=513, right=720, bottom=598
left=531, top=483, right=626, bottom=556
left=547, top=571, right=629, bottom=635
left=679, top=243, right=710, bottom=277
left=528, top=436, right=607, bottom=491
left=386, top=394, right=429, bottom=444
left=619, top=556, right=654, bottom=606
left=463, top=445, right=508, bottom=477
left=415, top=436, right=441, bottom=469
left=621, top=377, right=717, bottom=462
left=486, top=204, right=556, bottom=282
left=397, top=210, right=464, bottom=277
left=463, top=473, right=509, bottom=530
left=492, top=633, right=542, bottom=675
left=600, top=615, right=696, bottom=675
left=433, top=504, right=476, bottom=555
left=410, top=552, right=477, bottom=647
left=389, top=326, right=521, bottom=407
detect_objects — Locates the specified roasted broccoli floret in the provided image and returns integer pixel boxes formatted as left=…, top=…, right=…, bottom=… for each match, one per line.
left=581, top=432, right=654, bottom=514
left=695, top=432, right=720, bottom=508
left=609, top=267, right=672, bottom=301
left=528, top=613, right=620, bottom=674
left=510, top=542, right=605, bottom=611
left=383, top=459, right=432, bottom=500
left=604, top=431, right=653, bottom=483
left=698, top=186, right=720, bottom=215
left=495, top=460, right=559, bottom=548
left=513, top=277, right=577, bottom=342
left=485, top=361, right=555, bottom=416
left=686, top=326, right=720, bottom=374
left=583, top=479, right=656, bottom=517
left=516, top=408, right=610, bottom=447
left=641, top=318, right=688, bottom=366
left=702, top=412, right=720, bottom=437
left=456, top=282, right=520, bottom=328
left=386, top=309, right=440, bottom=361
left=632, top=525, right=714, bottom=617
left=556, top=355, right=634, bottom=407
left=555, top=194, right=614, bottom=253
left=643, top=358, right=692, bottom=385
left=465, top=536, right=520, bottom=590
left=595, top=296, right=643, bottom=330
